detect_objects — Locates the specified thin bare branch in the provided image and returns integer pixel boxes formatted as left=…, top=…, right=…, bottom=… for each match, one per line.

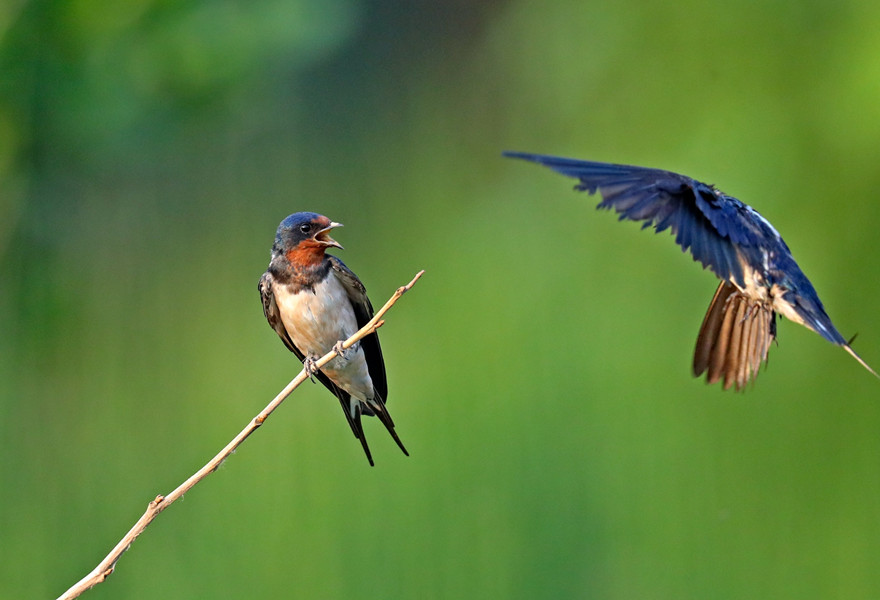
left=57, top=270, right=425, bottom=600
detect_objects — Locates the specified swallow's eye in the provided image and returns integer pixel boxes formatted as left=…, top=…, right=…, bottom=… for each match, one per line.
left=299, top=224, right=312, bottom=234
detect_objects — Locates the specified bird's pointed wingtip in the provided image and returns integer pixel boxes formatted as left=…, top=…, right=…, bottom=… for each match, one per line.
left=502, top=150, right=572, bottom=164
left=502, top=151, right=617, bottom=179
left=502, top=150, right=537, bottom=161
left=842, top=343, right=880, bottom=379
left=501, top=151, right=588, bottom=173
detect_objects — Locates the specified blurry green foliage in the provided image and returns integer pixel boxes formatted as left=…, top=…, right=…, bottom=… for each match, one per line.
left=2, top=0, right=880, bottom=598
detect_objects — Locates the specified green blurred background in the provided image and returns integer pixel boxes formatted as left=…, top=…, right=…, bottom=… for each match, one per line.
left=2, top=1, right=880, bottom=598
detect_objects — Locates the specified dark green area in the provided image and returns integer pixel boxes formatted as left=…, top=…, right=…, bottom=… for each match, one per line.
left=2, top=1, right=880, bottom=598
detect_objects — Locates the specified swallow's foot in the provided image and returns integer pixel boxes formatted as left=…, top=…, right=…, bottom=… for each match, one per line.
left=332, top=340, right=348, bottom=360
left=303, top=355, right=319, bottom=383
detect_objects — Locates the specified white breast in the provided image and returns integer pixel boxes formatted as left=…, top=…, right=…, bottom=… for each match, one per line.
left=273, top=274, right=374, bottom=400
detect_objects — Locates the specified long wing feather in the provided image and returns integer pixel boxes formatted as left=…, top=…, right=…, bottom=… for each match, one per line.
left=328, top=256, right=388, bottom=402
left=503, top=151, right=768, bottom=287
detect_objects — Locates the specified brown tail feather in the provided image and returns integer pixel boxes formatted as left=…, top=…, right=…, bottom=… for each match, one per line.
left=707, top=287, right=738, bottom=384
left=724, top=293, right=748, bottom=389
left=694, top=282, right=735, bottom=378
left=694, top=281, right=776, bottom=390
left=744, top=305, right=761, bottom=385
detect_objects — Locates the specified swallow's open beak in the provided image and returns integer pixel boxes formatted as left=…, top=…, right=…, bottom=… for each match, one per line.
left=316, top=221, right=344, bottom=249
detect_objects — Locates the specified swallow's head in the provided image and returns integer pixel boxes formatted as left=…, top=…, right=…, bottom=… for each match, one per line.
left=274, top=212, right=343, bottom=265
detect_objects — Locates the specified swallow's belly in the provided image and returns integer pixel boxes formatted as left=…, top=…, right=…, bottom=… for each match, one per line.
left=275, top=275, right=373, bottom=400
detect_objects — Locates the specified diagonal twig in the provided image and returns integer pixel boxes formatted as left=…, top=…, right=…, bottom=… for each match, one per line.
left=57, top=270, right=425, bottom=600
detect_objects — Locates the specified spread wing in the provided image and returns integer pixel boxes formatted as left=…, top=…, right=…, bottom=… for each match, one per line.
left=328, top=255, right=388, bottom=402
left=503, top=151, right=775, bottom=288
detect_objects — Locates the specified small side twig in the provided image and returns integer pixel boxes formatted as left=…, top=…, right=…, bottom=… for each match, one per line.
left=57, top=270, right=425, bottom=600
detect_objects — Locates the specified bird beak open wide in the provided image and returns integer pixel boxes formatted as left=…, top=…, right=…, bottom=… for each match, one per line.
left=316, top=222, right=344, bottom=249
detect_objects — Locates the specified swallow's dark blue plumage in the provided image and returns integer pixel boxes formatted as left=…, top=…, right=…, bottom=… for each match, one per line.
left=259, top=212, right=407, bottom=464
left=504, top=151, right=877, bottom=390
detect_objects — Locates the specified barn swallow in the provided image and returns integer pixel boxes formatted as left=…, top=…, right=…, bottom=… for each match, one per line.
left=258, top=212, right=408, bottom=464
left=504, top=151, right=878, bottom=390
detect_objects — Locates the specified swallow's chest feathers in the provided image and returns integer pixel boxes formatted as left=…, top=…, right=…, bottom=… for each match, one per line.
left=274, top=273, right=373, bottom=399
left=275, top=273, right=356, bottom=354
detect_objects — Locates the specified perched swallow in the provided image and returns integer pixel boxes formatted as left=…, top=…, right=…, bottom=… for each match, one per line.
left=504, top=151, right=877, bottom=390
left=259, top=212, right=408, bottom=464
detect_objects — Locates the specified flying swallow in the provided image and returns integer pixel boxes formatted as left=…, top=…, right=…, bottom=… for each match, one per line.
left=258, top=212, right=408, bottom=464
left=504, top=151, right=877, bottom=390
